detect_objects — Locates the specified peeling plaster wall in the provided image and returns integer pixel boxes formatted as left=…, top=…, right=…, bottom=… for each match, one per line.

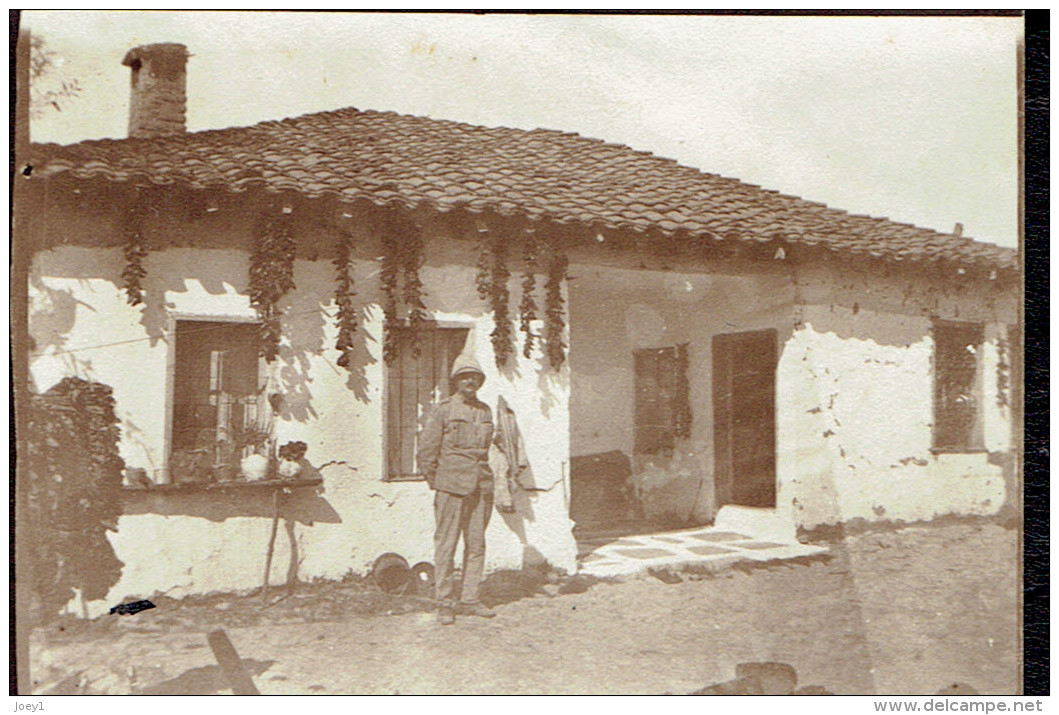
left=776, top=263, right=1018, bottom=530
left=565, top=257, right=1017, bottom=534
left=567, top=262, right=795, bottom=526
left=28, top=209, right=575, bottom=617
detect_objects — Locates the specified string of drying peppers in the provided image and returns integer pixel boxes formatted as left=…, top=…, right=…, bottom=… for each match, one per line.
left=996, top=335, right=1011, bottom=409
left=488, top=233, right=514, bottom=367
left=543, top=238, right=568, bottom=370
left=474, top=228, right=493, bottom=301
left=379, top=228, right=401, bottom=365
left=379, top=211, right=429, bottom=364
left=249, top=211, right=296, bottom=362
left=519, top=231, right=539, bottom=359
left=401, top=221, right=429, bottom=359
left=332, top=232, right=358, bottom=370
left=121, top=192, right=148, bottom=306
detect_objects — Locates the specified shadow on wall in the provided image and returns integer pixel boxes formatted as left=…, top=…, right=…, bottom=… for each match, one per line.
left=139, top=255, right=240, bottom=346
left=497, top=486, right=547, bottom=570
left=31, top=245, right=383, bottom=422
left=28, top=270, right=95, bottom=354
left=794, top=263, right=1011, bottom=348
left=340, top=305, right=377, bottom=404
left=122, top=485, right=342, bottom=525
left=536, top=363, right=566, bottom=419
left=28, top=269, right=101, bottom=388
left=269, top=286, right=326, bottom=422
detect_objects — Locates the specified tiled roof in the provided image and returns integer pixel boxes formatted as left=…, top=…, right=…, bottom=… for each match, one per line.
left=30, top=107, right=1016, bottom=270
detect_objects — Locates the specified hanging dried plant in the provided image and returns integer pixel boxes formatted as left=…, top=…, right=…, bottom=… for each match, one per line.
left=674, top=343, right=692, bottom=440
left=402, top=222, right=429, bottom=358
left=996, top=335, right=1011, bottom=410
left=474, top=228, right=493, bottom=301
left=519, top=231, right=540, bottom=359
left=379, top=229, right=401, bottom=365
left=489, top=234, right=514, bottom=367
left=543, top=239, right=568, bottom=370
left=378, top=210, right=430, bottom=364
left=249, top=211, right=296, bottom=362
left=333, top=232, right=358, bottom=370
left=121, top=194, right=148, bottom=306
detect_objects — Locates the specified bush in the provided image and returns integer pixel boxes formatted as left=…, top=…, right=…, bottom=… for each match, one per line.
left=25, top=377, right=125, bottom=620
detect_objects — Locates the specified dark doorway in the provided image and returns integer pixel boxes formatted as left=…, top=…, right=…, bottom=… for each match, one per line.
left=712, top=329, right=777, bottom=508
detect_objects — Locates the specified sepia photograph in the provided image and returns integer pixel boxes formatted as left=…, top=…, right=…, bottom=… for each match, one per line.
left=11, top=10, right=1030, bottom=699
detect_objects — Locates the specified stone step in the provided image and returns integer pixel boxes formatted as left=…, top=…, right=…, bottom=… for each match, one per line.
left=714, top=505, right=798, bottom=543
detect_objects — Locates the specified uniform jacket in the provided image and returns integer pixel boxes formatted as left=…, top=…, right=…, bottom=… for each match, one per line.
left=417, top=395, right=495, bottom=496
left=493, top=395, right=536, bottom=510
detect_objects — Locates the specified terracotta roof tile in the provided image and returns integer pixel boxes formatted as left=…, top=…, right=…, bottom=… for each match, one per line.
left=29, top=106, right=1015, bottom=270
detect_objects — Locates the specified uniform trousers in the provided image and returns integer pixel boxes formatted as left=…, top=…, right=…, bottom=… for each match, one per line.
left=434, top=486, right=492, bottom=607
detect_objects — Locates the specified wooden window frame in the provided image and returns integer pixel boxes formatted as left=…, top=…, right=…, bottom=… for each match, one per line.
left=931, top=320, right=986, bottom=453
left=164, top=314, right=268, bottom=485
left=633, top=344, right=691, bottom=456
left=383, top=322, right=472, bottom=482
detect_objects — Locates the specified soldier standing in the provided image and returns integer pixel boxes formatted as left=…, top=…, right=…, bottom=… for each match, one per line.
left=417, top=353, right=497, bottom=625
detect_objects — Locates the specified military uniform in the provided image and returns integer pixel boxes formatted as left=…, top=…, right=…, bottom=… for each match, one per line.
left=417, top=356, right=495, bottom=616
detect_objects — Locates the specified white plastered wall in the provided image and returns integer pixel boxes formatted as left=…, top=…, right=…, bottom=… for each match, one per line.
left=565, top=256, right=1017, bottom=533
left=775, top=263, right=1018, bottom=530
left=29, top=221, right=576, bottom=617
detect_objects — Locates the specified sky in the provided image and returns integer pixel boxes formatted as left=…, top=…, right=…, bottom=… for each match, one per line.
left=23, top=11, right=1022, bottom=248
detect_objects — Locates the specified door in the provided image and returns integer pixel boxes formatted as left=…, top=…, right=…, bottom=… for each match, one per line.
left=712, top=329, right=777, bottom=508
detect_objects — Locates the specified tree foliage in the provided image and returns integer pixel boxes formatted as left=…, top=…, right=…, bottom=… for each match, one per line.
left=25, top=378, right=125, bottom=621
left=29, top=34, right=82, bottom=118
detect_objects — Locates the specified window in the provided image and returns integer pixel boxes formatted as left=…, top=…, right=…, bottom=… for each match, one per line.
left=633, top=344, right=691, bottom=454
left=933, top=321, right=984, bottom=451
left=170, top=320, right=267, bottom=481
left=385, top=325, right=471, bottom=480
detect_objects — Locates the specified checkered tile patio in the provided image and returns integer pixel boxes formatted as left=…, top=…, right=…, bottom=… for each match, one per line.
left=578, top=526, right=827, bottom=578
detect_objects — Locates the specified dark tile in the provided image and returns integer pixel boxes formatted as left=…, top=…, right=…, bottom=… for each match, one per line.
left=733, top=542, right=787, bottom=550
left=689, top=531, right=750, bottom=542
left=615, top=548, right=675, bottom=560
left=685, top=545, right=735, bottom=557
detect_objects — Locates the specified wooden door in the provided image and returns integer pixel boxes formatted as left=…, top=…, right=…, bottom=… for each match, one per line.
left=712, top=329, right=777, bottom=508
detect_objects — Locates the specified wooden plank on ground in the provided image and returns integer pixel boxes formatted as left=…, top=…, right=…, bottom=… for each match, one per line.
left=207, top=629, right=261, bottom=695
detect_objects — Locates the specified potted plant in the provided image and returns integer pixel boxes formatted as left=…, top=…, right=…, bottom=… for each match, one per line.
left=237, top=422, right=274, bottom=481
left=277, top=440, right=309, bottom=479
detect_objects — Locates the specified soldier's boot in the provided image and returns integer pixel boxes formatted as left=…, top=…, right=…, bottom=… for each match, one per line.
left=458, top=602, right=496, bottom=618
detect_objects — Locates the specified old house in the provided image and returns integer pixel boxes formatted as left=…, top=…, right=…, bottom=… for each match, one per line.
left=21, top=44, right=1020, bottom=615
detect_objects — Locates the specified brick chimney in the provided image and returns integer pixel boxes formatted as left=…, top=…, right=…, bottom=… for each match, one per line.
left=122, top=43, right=189, bottom=139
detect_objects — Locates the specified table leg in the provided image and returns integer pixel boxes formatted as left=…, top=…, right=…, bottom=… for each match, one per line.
left=260, top=488, right=280, bottom=603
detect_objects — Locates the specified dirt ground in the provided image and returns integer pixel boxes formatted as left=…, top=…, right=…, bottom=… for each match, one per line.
left=28, top=519, right=1020, bottom=695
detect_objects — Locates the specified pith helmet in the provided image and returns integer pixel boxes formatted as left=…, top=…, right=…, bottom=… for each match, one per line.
left=450, top=352, right=485, bottom=385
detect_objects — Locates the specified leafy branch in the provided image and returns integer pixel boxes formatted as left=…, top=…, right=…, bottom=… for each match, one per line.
left=29, top=34, right=82, bottom=118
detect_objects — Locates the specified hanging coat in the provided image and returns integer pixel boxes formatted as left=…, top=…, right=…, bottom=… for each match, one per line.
left=493, top=395, right=535, bottom=511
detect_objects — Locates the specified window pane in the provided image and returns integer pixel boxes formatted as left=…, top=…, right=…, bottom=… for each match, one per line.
left=172, top=320, right=263, bottom=477
left=634, top=347, right=679, bottom=454
left=934, top=322, right=984, bottom=449
left=385, top=325, right=470, bottom=478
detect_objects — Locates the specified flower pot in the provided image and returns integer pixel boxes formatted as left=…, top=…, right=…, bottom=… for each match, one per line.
left=278, top=458, right=302, bottom=479
left=240, top=453, right=270, bottom=482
